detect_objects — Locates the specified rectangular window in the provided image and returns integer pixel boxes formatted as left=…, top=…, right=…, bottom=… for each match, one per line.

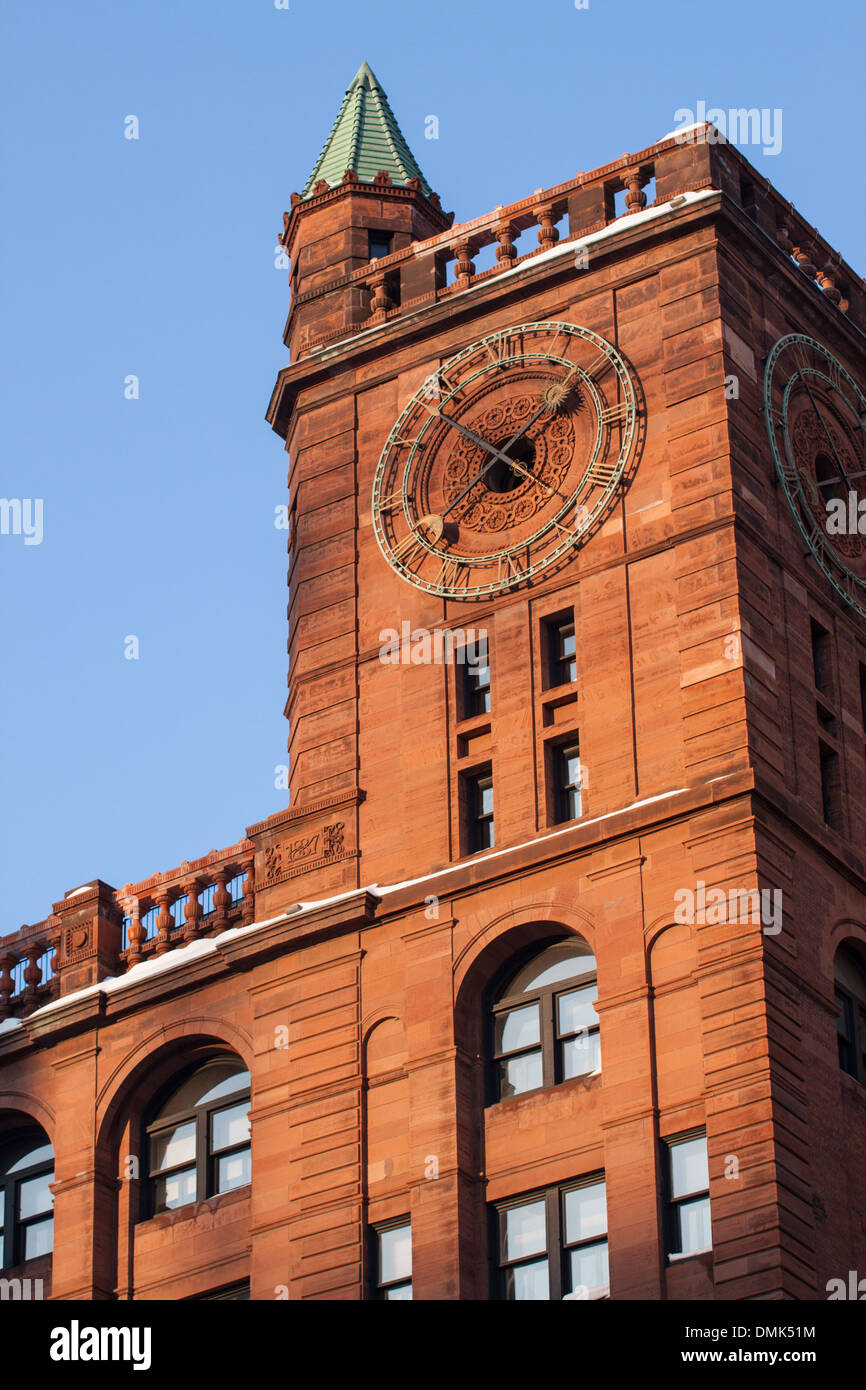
left=368, top=230, right=394, bottom=261
left=462, top=637, right=490, bottom=717
left=810, top=618, right=833, bottom=694
left=819, top=742, right=842, bottom=829
left=554, top=741, right=582, bottom=822
left=494, top=1177, right=609, bottom=1301
left=665, top=1131, right=711, bottom=1258
left=545, top=614, right=577, bottom=689
left=373, top=1219, right=412, bottom=1300
left=837, top=988, right=857, bottom=1077
left=464, top=768, right=494, bottom=852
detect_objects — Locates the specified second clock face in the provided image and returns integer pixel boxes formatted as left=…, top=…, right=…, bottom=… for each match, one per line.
left=371, top=319, right=641, bottom=599
left=764, top=333, right=866, bottom=618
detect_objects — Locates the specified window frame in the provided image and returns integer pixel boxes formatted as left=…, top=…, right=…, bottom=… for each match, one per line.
left=368, top=230, right=394, bottom=262
left=835, top=945, right=866, bottom=1083
left=492, top=1174, right=609, bottom=1301
left=544, top=614, right=577, bottom=690
left=461, top=637, right=491, bottom=718
left=489, top=942, right=600, bottom=1102
left=0, top=1131, right=54, bottom=1269
left=554, top=739, right=582, bottom=823
left=463, top=766, right=494, bottom=854
left=662, top=1128, right=712, bottom=1261
left=371, top=1217, right=413, bottom=1300
left=143, top=1059, right=251, bottom=1219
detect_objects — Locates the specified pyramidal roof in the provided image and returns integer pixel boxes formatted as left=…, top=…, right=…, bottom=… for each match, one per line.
left=301, top=61, right=434, bottom=200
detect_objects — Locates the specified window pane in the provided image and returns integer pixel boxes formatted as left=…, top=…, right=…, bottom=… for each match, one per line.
left=384, top=1283, right=413, bottom=1301
left=564, top=750, right=581, bottom=785
left=211, top=1102, right=251, bottom=1153
left=558, top=985, right=598, bottom=1035
left=154, top=1167, right=196, bottom=1211
left=24, top=1216, right=53, bottom=1260
left=2, top=1139, right=53, bottom=1176
left=670, top=1136, right=708, bottom=1198
left=506, top=1258, right=549, bottom=1300
left=564, top=1181, right=607, bottom=1243
left=18, top=1171, right=54, bottom=1220
left=150, top=1121, right=196, bottom=1173
left=217, top=1148, right=251, bottom=1193
left=677, top=1196, right=712, bottom=1254
left=568, top=1241, right=609, bottom=1297
left=380, top=1223, right=412, bottom=1283
left=496, top=1003, right=540, bottom=1054
left=562, top=1029, right=601, bottom=1078
left=499, top=1051, right=543, bottom=1098
left=0, top=1188, right=4, bottom=1226
left=509, top=944, right=596, bottom=993
left=479, top=780, right=494, bottom=817
left=504, top=1200, right=546, bottom=1260
left=154, top=1060, right=249, bottom=1121
left=477, top=819, right=494, bottom=850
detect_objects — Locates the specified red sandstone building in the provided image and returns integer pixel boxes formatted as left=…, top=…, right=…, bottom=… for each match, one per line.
left=2, top=64, right=866, bottom=1302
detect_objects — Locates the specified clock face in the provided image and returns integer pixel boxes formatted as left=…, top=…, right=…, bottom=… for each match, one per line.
left=371, top=320, right=641, bottom=599
left=764, top=334, right=866, bottom=618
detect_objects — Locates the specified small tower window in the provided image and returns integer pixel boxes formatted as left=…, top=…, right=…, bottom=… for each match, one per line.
left=544, top=614, right=577, bottom=688
left=368, top=231, right=393, bottom=261
left=462, top=637, right=490, bottom=717
left=463, top=768, right=494, bottom=853
left=554, top=741, right=583, bottom=823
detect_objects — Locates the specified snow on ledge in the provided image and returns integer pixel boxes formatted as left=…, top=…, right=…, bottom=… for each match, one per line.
left=373, top=786, right=687, bottom=898
left=18, top=785, right=692, bottom=1024
left=306, top=189, right=720, bottom=364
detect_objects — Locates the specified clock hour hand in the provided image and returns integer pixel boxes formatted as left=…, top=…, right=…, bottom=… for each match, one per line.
left=501, top=455, right=569, bottom=504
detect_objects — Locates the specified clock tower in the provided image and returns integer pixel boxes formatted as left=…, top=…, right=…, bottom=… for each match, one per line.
left=1, top=63, right=865, bottom=1308
left=259, top=62, right=866, bottom=1300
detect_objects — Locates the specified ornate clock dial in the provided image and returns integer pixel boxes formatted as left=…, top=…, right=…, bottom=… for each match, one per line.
left=371, top=320, right=641, bottom=599
left=764, top=334, right=866, bottom=617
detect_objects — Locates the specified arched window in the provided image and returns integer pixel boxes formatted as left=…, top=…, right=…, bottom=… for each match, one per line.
left=490, top=939, right=600, bottom=1100
left=145, top=1057, right=251, bottom=1215
left=835, top=943, right=866, bottom=1083
left=0, top=1129, right=54, bottom=1267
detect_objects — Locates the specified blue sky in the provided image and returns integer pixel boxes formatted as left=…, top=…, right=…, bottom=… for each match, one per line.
left=0, top=0, right=862, bottom=931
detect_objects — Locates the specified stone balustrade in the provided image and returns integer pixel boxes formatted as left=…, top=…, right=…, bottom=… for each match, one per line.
left=0, top=920, right=58, bottom=1021
left=0, top=839, right=256, bottom=1016
left=282, top=124, right=863, bottom=358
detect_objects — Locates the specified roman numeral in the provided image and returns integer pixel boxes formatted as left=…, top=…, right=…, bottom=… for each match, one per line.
left=584, top=349, right=615, bottom=380
left=497, top=551, right=523, bottom=585
left=589, top=460, right=621, bottom=485
left=377, top=489, right=404, bottom=512
left=391, top=531, right=423, bottom=563
left=437, top=558, right=467, bottom=590
left=487, top=331, right=521, bottom=365
left=599, top=400, right=629, bottom=426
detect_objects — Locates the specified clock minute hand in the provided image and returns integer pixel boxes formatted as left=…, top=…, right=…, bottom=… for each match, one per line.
left=800, top=370, right=853, bottom=490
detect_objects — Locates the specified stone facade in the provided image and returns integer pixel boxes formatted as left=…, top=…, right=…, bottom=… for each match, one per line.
left=1, top=108, right=865, bottom=1301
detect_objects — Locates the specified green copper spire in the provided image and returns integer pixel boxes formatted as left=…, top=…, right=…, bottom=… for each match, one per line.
left=301, top=61, right=434, bottom=200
